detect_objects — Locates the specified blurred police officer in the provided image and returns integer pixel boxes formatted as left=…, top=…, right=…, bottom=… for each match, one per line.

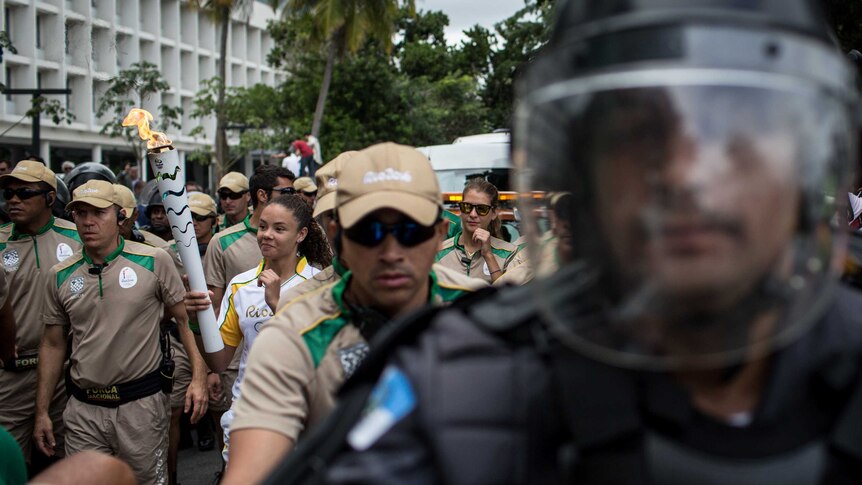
left=0, top=161, right=80, bottom=470
left=216, top=172, right=251, bottom=232
left=143, top=189, right=173, bottom=243
left=64, top=162, right=116, bottom=194
left=34, top=180, right=207, bottom=484
left=218, top=143, right=487, bottom=484
left=271, top=1, right=862, bottom=484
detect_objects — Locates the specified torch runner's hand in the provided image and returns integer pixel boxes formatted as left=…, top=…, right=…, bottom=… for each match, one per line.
left=258, top=269, right=283, bottom=313
left=207, top=372, right=224, bottom=401
left=184, top=290, right=215, bottom=319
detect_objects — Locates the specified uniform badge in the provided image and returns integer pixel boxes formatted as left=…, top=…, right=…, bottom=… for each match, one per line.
left=338, top=342, right=370, bottom=379
left=347, top=365, right=417, bottom=451
left=69, top=276, right=85, bottom=294
left=56, top=243, right=73, bottom=262
left=118, top=267, right=138, bottom=289
left=482, top=261, right=491, bottom=276
left=2, top=249, right=19, bottom=270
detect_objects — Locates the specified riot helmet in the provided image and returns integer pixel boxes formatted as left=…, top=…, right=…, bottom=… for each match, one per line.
left=515, top=0, right=859, bottom=370
left=53, top=175, right=71, bottom=219
left=65, top=162, right=117, bottom=193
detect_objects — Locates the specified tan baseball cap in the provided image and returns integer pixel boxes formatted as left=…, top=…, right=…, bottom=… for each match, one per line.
left=67, top=180, right=125, bottom=211
left=218, top=172, right=249, bottom=193
left=294, top=177, right=318, bottom=194
left=189, top=192, right=217, bottom=216
left=113, top=184, right=138, bottom=218
left=313, top=151, right=359, bottom=218
left=336, top=142, right=441, bottom=228
left=0, top=160, right=57, bottom=189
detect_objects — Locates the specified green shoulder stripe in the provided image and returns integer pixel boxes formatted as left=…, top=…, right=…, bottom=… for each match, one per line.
left=437, top=285, right=468, bottom=302
left=123, top=251, right=155, bottom=272
left=491, top=246, right=514, bottom=260
left=56, top=258, right=85, bottom=287
left=219, top=229, right=247, bottom=252
left=51, top=224, right=80, bottom=243
left=301, top=314, right=348, bottom=368
left=436, top=238, right=457, bottom=262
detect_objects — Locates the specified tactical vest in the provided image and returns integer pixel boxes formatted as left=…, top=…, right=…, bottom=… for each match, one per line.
left=267, top=283, right=862, bottom=485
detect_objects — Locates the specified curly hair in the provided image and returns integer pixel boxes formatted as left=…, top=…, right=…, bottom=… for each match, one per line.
left=463, top=178, right=502, bottom=238
left=268, top=194, right=333, bottom=268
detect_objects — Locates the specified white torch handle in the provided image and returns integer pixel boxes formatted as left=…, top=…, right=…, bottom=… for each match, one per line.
left=147, top=148, right=224, bottom=353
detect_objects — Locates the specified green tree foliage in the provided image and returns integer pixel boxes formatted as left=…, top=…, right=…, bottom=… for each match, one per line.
left=95, top=62, right=182, bottom=166
left=270, top=0, right=416, bottom=138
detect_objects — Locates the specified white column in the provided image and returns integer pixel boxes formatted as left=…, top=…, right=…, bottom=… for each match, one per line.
left=91, top=145, right=103, bottom=163
left=40, top=141, right=51, bottom=166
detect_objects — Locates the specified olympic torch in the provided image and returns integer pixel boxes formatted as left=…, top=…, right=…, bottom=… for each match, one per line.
left=123, top=109, right=224, bottom=352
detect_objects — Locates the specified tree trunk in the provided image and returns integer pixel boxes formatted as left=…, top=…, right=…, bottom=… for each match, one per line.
left=311, top=41, right=337, bottom=139
left=214, top=6, right=230, bottom=181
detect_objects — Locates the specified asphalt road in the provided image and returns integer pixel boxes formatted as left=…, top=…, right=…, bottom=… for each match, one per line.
left=177, top=430, right=224, bottom=485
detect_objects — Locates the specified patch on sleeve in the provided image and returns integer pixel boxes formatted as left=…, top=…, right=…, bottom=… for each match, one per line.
left=338, top=342, right=369, bottom=379
left=347, top=365, right=416, bottom=451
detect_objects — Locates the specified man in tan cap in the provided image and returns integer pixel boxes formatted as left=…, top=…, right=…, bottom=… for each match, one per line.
left=0, top=160, right=80, bottom=471
left=33, top=180, right=208, bottom=484
left=293, top=176, right=318, bottom=208
left=113, top=183, right=168, bottom=248
left=216, top=172, right=251, bottom=232
left=217, top=142, right=486, bottom=484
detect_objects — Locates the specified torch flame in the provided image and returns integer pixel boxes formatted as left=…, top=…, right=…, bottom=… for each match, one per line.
left=122, top=108, right=173, bottom=149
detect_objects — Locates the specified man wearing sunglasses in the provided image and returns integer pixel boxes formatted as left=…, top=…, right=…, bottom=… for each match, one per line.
left=216, top=172, right=251, bottom=232
left=217, top=142, right=485, bottom=484
left=293, top=177, right=318, bottom=208
left=202, top=164, right=295, bottom=460
left=0, top=160, right=81, bottom=473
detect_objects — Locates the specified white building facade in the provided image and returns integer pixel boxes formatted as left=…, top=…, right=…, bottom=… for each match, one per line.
left=1, top=0, right=283, bottom=185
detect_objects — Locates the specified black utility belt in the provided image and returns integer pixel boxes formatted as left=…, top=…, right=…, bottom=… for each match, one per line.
left=68, top=369, right=166, bottom=408
left=4, top=352, right=39, bottom=372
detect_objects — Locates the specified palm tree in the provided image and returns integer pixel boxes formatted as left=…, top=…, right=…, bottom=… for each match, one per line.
left=273, top=0, right=415, bottom=138
left=188, top=0, right=254, bottom=177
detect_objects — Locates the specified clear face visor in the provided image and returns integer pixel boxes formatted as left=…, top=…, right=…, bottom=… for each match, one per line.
left=516, top=77, right=855, bottom=370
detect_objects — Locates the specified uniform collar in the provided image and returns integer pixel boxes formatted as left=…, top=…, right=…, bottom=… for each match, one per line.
left=243, top=214, right=257, bottom=234
left=11, top=216, right=54, bottom=240
left=332, top=268, right=443, bottom=317
left=82, top=237, right=125, bottom=266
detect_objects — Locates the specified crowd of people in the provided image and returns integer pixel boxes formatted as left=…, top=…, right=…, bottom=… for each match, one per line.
left=3, top=0, right=862, bottom=484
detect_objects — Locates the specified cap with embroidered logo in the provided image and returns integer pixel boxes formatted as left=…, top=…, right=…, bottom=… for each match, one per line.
left=113, top=184, right=138, bottom=218
left=0, top=160, right=58, bottom=189
left=336, top=142, right=441, bottom=229
left=218, top=172, right=249, bottom=193
left=313, top=151, right=359, bottom=217
left=189, top=192, right=217, bottom=217
left=67, top=180, right=125, bottom=211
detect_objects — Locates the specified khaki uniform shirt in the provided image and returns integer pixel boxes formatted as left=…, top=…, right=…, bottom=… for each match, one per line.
left=204, top=215, right=261, bottom=290
left=0, top=217, right=81, bottom=353
left=231, top=267, right=487, bottom=442
left=436, top=229, right=520, bottom=283
left=275, top=262, right=344, bottom=312
left=43, top=239, right=185, bottom=388
left=140, top=229, right=170, bottom=249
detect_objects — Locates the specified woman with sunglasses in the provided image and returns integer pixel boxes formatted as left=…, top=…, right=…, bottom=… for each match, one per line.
left=436, top=178, right=520, bottom=283
left=187, top=194, right=332, bottom=463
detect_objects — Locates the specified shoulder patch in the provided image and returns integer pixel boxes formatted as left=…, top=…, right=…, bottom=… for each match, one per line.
left=347, top=365, right=417, bottom=451
left=436, top=238, right=457, bottom=262
left=51, top=219, right=80, bottom=242
left=121, top=242, right=157, bottom=273
left=56, top=257, right=85, bottom=288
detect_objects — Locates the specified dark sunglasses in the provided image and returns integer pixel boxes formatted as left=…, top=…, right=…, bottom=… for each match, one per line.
left=4, top=188, right=50, bottom=200
left=458, top=202, right=493, bottom=216
left=218, top=190, right=248, bottom=200
left=344, top=218, right=437, bottom=248
left=302, top=190, right=317, bottom=197
left=272, top=187, right=297, bottom=195
left=192, top=214, right=213, bottom=222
